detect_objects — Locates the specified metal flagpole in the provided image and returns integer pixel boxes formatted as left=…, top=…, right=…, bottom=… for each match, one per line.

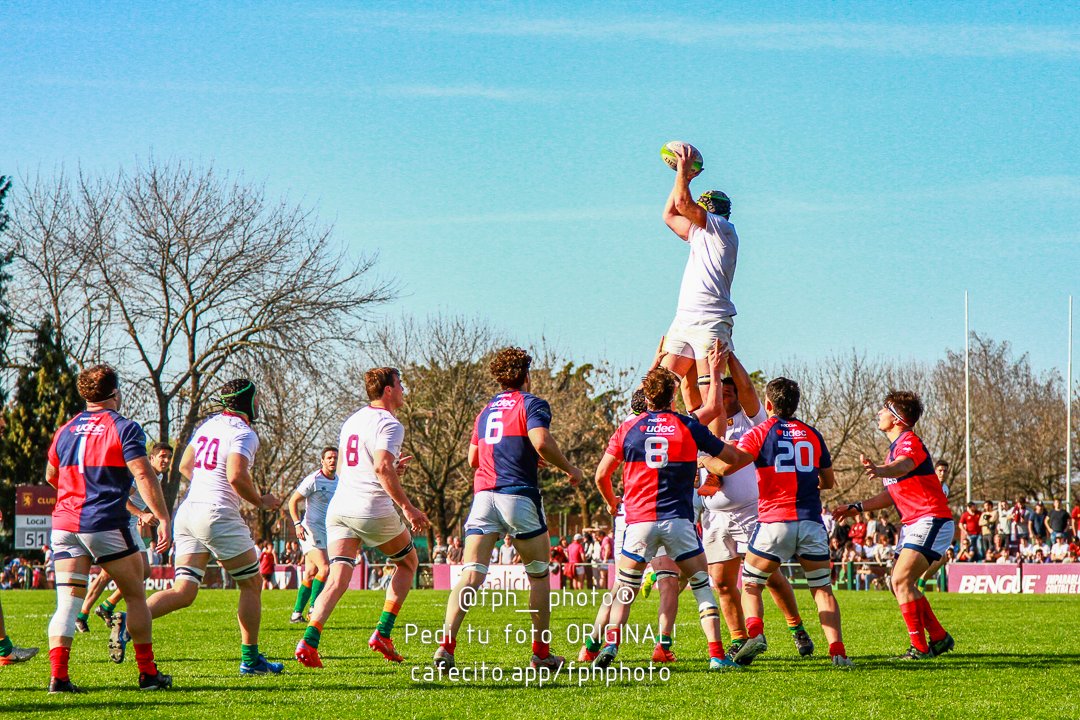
left=965, top=291, right=972, bottom=504
left=1068, top=296, right=1073, bottom=507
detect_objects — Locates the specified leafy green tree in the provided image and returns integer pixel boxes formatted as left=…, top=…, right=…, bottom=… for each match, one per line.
left=0, top=316, right=82, bottom=526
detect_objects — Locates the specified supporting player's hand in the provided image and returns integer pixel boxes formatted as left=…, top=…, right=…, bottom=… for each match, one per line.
left=566, top=466, right=583, bottom=487
left=403, top=503, right=430, bottom=533
left=154, top=519, right=172, bottom=555
left=395, top=455, right=413, bottom=475
left=139, top=511, right=159, bottom=528
left=860, top=454, right=879, bottom=480
left=707, top=339, right=730, bottom=375
left=260, top=492, right=282, bottom=511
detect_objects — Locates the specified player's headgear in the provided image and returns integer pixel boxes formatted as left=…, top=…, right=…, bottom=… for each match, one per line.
left=697, top=190, right=731, bottom=219
left=218, top=378, right=258, bottom=421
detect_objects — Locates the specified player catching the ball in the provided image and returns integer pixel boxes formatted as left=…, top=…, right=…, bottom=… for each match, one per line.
left=833, top=391, right=955, bottom=660
left=659, top=143, right=739, bottom=433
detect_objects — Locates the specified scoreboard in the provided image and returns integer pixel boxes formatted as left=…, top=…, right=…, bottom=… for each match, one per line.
left=14, top=485, right=56, bottom=550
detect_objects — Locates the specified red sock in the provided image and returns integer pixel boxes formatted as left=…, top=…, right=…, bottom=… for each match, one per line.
left=707, top=641, right=724, bottom=659
left=828, top=641, right=847, bottom=658
left=440, top=639, right=456, bottom=654
left=49, top=646, right=71, bottom=681
left=531, top=641, right=549, bottom=659
left=900, top=601, right=929, bottom=652
left=745, top=616, right=764, bottom=638
left=916, top=596, right=947, bottom=643
left=605, top=627, right=621, bottom=646
left=134, top=643, right=157, bottom=676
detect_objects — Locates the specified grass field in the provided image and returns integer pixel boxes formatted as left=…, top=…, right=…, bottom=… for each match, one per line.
left=1, top=587, right=1078, bottom=719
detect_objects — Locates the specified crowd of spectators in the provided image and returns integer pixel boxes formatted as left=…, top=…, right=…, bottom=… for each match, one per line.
left=954, top=497, right=1080, bottom=564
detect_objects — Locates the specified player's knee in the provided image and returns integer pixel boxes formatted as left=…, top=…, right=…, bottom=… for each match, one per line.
left=387, top=541, right=416, bottom=569
left=741, top=565, right=770, bottom=587
left=461, top=562, right=488, bottom=583
left=616, top=566, right=644, bottom=589
left=655, top=570, right=679, bottom=586
left=524, top=559, right=549, bottom=579
left=805, top=567, right=832, bottom=589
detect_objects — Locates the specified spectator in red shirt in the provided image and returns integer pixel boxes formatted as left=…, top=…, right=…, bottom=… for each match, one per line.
left=566, top=534, right=586, bottom=590
left=960, top=502, right=983, bottom=560
left=849, top=514, right=868, bottom=557
left=1071, top=502, right=1080, bottom=538
left=259, top=541, right=277, bottom=590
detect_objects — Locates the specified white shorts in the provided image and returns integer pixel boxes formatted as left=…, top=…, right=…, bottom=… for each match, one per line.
left=613, top=514, right=667, bottom=559
left=51, top=526, right=140, bottom=564
left=663, top=316, right=734, bottom=360
left=464, top=491, right=547, bottom=540
left=896, top=517, right=955, bottom=562
left=702, top=504, right=757, bottom=564
left=299, top=522, right=328, bottom=555
left=326, top=511, right=406, bottom=548
left=621, top=518, right=703, bottom=563
left=748, top=520, right=829, bottom=563
left=174, top=502, right=257, bottom=562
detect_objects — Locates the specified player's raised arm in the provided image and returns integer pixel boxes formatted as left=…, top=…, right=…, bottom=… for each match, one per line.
left=727, top=352, right=761, bottom=418
left=689, top=340, right=729, bottom=427
left=663, top=145, right=707, bottom=241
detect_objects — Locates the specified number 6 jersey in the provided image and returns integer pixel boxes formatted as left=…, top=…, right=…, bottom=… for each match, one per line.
left=605, top=411, right=726, bottom=524
left=736, top=416, right=831, bottom=524
left=470, top=390, right=552, bottom=497
left=184, top=412, right=260, bottom=511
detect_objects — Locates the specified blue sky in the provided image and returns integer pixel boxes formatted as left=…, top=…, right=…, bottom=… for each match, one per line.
left=3, top=2, right=1078, bottom=377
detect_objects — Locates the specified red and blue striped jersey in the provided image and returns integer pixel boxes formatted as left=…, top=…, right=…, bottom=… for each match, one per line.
left=884, top=430, right=952, bottom=524
left=471, top=390, right=552, bottom=496
left=737, top=416, right=830, bottom=523
left=47, top=410, right=148, bottom=533
left=606, top=411, right=726, bottom=523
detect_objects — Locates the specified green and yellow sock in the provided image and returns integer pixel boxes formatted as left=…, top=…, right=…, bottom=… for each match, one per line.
left=788, top=622, right=805, bottom=636
left=311, top=575, right=327, bottom=604
left=377, top=601, right=400, bottom=638
left=303, top=622, right=323, bottom=649
left=659, top=633, right=673, bottom=650
left=293, top=579, right=313, bottom=614
left=0, top=635, right=12, bottom=657
left=100, top=600, right=116, bottom=614
left=76, top=612, right=89, bottom=623
left=241, top=644, right=260, bottom=665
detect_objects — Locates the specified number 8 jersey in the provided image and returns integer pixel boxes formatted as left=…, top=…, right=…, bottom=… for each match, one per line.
left=184, top=413, right=260, bottom=511
left=736, top=417, right=831, bottom=523
left=471, top=390, right=552, bottom=497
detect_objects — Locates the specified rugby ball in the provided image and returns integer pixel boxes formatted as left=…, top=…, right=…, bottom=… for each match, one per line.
left=660, top=141, right=703, bottom=172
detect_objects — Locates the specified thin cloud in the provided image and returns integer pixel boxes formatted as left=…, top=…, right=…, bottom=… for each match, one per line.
left=315, top=11, right=1080, bottom=58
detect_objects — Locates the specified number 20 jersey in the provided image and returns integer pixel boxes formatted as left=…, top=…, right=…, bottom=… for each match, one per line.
left=184, top=412, right=260, bottom=511
left=471, top=390, right=552, bottom=497
left=606, top=411, right=726, bottom=524
left=736, top=416, right=831, bottom=524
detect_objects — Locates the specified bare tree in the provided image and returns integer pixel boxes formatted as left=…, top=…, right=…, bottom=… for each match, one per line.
left=3, top=161, right=393, bottom=507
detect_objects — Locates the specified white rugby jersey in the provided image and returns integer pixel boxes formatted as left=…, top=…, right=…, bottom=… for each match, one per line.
left=327, top=405, right=403, bottom=519
left=294, top=469, right=338, bottom=531
left=183, top=413, right=260, bottom=511
left=702, top=406, right=766, bottom=513
left=674, top=213, right=739, bottom=322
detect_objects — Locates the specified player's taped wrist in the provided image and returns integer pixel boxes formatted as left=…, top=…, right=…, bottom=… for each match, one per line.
left=848, top=501, right=864, bottom=514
